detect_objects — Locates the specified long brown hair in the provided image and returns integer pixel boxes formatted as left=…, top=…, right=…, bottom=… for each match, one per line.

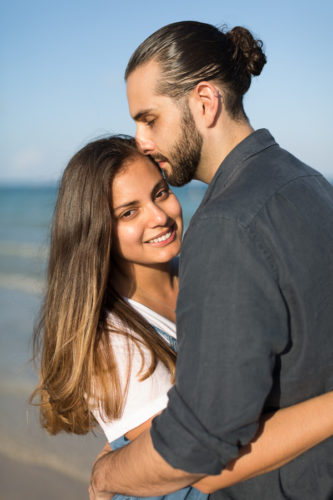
left=31, top=135, right=176, bottom=435
left=125, top=21, right=266, bottom=119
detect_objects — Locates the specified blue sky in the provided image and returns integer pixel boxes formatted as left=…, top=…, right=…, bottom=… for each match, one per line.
left=1, top=0, right=333, bottom=183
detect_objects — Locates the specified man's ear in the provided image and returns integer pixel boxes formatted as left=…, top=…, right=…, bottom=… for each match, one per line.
left=189, top=81, right=222, bottom=128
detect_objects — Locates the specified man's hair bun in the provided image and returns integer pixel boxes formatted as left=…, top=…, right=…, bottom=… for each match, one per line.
left=227, top=26, right=267, bottom=81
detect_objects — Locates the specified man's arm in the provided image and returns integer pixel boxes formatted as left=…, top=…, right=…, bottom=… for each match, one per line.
left=89, top=428, right=203, bottom=498
left=148, top=216, right=290, bottom=476
left=90, top=390, right=333, bottom=497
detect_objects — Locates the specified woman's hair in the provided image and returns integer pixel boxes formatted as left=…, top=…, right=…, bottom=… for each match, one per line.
left=31, top=135, right=176, bottom=435
left=125, top=21, right=267, bottom=119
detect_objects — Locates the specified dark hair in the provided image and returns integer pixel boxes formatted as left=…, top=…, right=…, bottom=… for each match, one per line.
left=31, top=135, right=176, bottom=435
left=125, top=21, right=266, bottom=119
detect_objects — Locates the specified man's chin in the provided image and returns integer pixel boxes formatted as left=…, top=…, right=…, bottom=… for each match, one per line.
left=165, top=172, right=192, bottom=187
left=160, top=160, right=197, bottom=187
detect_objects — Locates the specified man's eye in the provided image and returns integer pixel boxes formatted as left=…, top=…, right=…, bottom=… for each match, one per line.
left=146, top=118, right=155, bottom=127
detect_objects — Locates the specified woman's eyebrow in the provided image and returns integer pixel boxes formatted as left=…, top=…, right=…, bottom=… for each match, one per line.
left=113, top=200, right=138, bottom=211
left=113, top=179, right=167, bottom=212
left=151, top=179, right=168, bottom=197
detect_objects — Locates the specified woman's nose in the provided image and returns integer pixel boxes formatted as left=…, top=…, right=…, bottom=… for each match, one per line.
left=147, top=203, right=169, bottom=226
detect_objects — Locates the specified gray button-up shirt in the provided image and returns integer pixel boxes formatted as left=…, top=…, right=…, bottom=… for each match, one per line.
left=151, top=129, right=333, bottom=499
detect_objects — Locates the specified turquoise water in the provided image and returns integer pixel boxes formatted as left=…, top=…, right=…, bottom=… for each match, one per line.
left=0, top=181, right=207, bottom=483
left=0, top=186, right=58, bottom=380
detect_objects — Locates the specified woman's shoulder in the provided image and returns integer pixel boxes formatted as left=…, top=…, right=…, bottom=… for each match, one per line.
left=105, top=311, right=139, bottom=350
left=106, top=310, right=160, bottom=356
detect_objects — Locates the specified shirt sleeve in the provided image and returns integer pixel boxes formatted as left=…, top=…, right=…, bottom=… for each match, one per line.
left=93, top=330, right=173, bottom=443
left=150, top=214, right=289, bottom=474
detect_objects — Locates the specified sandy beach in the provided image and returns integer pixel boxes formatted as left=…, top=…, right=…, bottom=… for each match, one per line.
left=0, top=376, right=106, bottom=500
left=0, top=382, right=107, bottom=500
left=0, top=453, right=89, bottom=500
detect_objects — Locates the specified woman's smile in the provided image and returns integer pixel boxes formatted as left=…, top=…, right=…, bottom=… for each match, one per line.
left=145, top=224, right=177, bottom=246
left=111, top=154, right=183, bottom=271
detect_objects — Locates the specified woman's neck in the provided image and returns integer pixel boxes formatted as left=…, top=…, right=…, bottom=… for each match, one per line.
left=114, top=259, right=179, bottom=322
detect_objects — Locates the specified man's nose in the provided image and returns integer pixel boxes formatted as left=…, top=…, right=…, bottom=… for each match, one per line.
left=135, top=128, right=155, bottom=155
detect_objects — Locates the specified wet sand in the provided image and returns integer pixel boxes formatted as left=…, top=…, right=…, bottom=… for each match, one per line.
left=0, top=376, right=106, bottom=500
left=0, top=453, right=89, bottom=500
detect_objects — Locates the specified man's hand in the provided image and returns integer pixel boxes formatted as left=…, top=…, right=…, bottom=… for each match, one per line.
left=88, top=429, right=202, bottom=497
left=89, top=480, right=113, bottom=500
left=89, top=442, right=114, bottom=500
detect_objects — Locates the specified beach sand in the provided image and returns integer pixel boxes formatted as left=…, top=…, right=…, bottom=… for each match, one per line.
left=0, top=375, right=106, bottom=500
left=0, top=283, right=107, bottom=500
left=0, top=453, right=89, bottom=500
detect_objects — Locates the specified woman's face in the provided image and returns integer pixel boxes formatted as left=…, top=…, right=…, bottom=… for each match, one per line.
left=111, top=155, right=183, bottom=272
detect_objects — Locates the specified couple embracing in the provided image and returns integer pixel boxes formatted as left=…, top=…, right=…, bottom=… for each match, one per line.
left=33, top=21, right=333, bottom=500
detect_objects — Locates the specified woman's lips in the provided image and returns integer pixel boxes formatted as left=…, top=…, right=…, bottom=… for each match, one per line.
left=145, top=225, right=176, bottom=246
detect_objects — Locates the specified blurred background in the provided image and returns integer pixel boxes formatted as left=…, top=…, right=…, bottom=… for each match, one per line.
left=1, top=0, right=332, bottom=498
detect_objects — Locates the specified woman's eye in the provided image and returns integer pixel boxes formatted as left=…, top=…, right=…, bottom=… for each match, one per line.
left=121, top=209, right=136, bottom=219
left=156, top=188, right=169, bottom=200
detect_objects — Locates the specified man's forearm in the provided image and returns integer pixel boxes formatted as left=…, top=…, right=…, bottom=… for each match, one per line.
left=90, top=428, right=204, bottom=497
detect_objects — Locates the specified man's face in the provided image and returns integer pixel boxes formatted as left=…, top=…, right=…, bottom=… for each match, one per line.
left=126, top=60, right=203, bottom=186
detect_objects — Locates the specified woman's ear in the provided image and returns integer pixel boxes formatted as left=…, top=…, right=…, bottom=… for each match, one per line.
left=189, top=81, right=222, bottom=128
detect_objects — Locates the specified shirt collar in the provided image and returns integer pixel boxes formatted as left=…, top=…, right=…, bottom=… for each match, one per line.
left=206, top=128, right=277, bottom=195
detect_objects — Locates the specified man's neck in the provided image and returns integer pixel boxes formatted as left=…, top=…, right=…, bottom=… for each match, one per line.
left=196, top=119, right=254, bottom=184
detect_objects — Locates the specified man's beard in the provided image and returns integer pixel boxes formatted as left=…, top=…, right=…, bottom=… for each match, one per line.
left=154, top=102, right=203, bottom=187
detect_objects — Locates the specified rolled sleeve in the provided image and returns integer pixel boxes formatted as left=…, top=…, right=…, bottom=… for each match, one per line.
left=151, top=215, right=289, bottom=474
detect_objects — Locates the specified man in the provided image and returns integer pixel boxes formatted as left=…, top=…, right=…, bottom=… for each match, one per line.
left=90, top=21, right=333, bottom=499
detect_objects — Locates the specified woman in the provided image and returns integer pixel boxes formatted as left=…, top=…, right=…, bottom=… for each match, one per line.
left=32, top=135, right=333, bottom=498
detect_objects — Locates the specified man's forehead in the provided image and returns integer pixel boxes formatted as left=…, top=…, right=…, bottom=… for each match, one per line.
left=126, top=60, right=162, bottom=116
left=127, top=59, right=161, bottom=86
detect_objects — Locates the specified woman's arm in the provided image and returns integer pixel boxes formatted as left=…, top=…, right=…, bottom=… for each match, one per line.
left=125, top=415, right=156, bottom=440
left=194, top=390, right=333, bottom=493
left=91, top=391, right=333, bottom=496
left=119, top=391, right=333, bottom=493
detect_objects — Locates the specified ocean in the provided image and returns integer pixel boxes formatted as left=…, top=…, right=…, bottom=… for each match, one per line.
left=0, top=182, right=207, bottom=487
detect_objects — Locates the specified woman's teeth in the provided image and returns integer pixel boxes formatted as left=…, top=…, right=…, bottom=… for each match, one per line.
left=148, top=230, right=172, bottom=244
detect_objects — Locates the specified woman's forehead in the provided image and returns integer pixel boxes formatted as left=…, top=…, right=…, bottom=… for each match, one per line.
left=112, top=156, right=163, bottom=201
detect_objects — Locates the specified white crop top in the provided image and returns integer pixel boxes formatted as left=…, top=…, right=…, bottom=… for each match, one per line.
left=92, top=299, right=176, bottom=443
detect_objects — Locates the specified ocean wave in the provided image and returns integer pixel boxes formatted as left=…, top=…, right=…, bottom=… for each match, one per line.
left=0, top=241, right=48, bottom=259
left=0, top=272, right=45, bottom=294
